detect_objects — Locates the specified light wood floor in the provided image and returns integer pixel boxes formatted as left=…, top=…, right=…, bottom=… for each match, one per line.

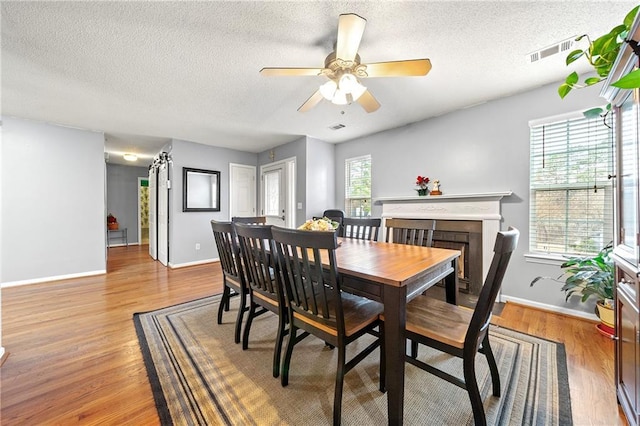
left=1, top=245, right=627, bottom=425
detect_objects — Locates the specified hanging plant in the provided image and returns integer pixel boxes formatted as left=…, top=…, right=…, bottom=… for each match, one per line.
left=559, top=5, right=640, bottom=102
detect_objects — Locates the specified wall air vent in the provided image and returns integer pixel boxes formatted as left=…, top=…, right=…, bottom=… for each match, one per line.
left=527, top=36, right=576, bottom=63
left=329, top=124, right=346, bottom=130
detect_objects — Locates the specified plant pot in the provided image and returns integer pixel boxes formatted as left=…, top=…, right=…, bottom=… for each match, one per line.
left=108, top=222, right=119, bottom=230
left=596, top=300, right=614, bottom=329
left=416, top=188, right=429, bottom=196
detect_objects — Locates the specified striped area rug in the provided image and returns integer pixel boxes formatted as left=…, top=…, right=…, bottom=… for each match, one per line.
left=134, top=295, right=572, bottom=425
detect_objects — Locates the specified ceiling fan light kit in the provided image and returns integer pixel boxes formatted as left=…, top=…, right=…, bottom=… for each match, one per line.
left=259, top=13, right=432, bottom=113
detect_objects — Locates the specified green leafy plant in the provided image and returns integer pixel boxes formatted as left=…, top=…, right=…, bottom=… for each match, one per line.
left=530, top=243, right=614, bottom=304
left=559, top=5, right=640, bottom=103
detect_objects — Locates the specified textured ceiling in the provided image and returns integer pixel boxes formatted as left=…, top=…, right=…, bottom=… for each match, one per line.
left=2, top=1, right=636, bottom=166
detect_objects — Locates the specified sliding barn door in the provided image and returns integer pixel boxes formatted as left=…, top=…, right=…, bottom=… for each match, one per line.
left=148, top=166, right=157, bottom=260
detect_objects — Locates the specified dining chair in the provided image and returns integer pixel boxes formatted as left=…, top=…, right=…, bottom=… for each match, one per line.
left=322, top=209, right=345, bottom=237
left=385, top=218, right=436, bottom=246
left=234, top=222, right=289, bottom=378
left=232, top=216, right=267, bottom=224
left=342, top=217, right=381, bottom=241
left=271, top=226, right=384, bottom=426
left=401, top=227, right=519, bottom=426
left=210, top=219, right=249, bottom=344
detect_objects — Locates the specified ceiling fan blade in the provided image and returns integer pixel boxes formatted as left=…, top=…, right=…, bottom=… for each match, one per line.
left=260, top=67, right=324, bottom=77
left=298, top=90, right=324, bottom=112
left=336, top=14, right=366, bottom=62
left=357, top=90, right=380, bottom=113
left=363, top=59, right=432, bottom=77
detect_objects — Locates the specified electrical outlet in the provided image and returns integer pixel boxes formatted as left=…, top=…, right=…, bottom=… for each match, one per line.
left=195, top=243, right=200, bottom=250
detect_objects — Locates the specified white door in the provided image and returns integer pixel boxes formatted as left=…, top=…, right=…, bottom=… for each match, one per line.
left=230, top=163, right=256, bottom=218
left=148, top=166, right=157, bottom=259
left=157, top=162, right=169, bottom=266
left=261, top=158, right=295, bottom=228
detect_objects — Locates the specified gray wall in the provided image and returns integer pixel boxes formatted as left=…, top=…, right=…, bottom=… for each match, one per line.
left=306, top=137, right=336, bottom=219
left=1, top=116, right=106, bottom=284
left=168, top=139, right=257, bottom=266
left=334, top=81, right=606, bottom=315
left=106, top=163, right=149, bottom=244
left=258, top=137, right=307, bottom=226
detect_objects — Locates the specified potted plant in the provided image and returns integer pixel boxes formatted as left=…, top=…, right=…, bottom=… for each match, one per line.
left=531, top=243, right=614, bottom=333
left=559, top=5, right=640, bottom=117
left=415, top=175, right=430, bottom=196
left=107, top=214, right=119, bottom=230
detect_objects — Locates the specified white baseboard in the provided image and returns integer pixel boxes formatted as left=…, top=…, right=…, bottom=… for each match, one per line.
left=1, top=269, right=106, bottom=288
left=500, top=294, right=598, bottom=322
left=168, top=258, right=218, bottom=269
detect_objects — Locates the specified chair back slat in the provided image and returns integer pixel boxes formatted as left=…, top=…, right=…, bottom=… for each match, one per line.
left=232, top=216, right=267, bottom=224
left=234, top=223, right=284, bottom=303
left=210, top=220, right=243, bottom=281
left=343, top=217, right=381, bottom=241
left=271, top=226, right=344, bottom=335
left=385, top=218, right=436, bottom=247
left=466, top=227, right=519, bottom=348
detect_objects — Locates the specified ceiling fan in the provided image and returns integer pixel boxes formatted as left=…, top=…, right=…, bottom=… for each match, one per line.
left=260, top=13, right=432, bottom=113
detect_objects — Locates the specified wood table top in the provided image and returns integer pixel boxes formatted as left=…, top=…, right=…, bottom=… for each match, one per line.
left=334, top=238, right=460, bottom=287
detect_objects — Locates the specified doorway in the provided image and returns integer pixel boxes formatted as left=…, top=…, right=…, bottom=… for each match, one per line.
left=137, top=177, right=150, bottom=245
left=260, top=158, right=296, bottom=228
left=230, top=163, right=257, bottom=218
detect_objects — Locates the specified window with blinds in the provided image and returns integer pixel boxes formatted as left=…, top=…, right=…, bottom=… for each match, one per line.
left=345, top=155, right=371, bottom=217
left=529, top=111, right=614, bottom=256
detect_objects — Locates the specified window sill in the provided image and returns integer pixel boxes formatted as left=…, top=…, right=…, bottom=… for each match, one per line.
left=524, top=252, right=568, bottom=266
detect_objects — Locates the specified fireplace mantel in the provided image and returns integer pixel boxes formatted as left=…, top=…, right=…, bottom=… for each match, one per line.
left=376, top=191, right=512, bottom=282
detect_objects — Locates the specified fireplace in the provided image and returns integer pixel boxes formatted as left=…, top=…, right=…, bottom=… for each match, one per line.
left=376, top=192, right=511, bottom=301
left=432, top=220, right=482, bottom=295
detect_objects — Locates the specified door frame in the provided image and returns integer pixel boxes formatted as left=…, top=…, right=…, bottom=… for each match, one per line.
left=260, top=157, right=296, bottom=228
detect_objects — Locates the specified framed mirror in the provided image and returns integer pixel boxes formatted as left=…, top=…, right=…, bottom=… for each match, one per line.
left=183, top=167, right=220, bottom=212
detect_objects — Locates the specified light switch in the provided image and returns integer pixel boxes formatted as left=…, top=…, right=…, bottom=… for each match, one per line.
left=297, top=202, right=303, bottom=209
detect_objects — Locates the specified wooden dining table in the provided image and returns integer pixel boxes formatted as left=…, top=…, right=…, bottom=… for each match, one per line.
left=335, top=238, right=460, bottom=426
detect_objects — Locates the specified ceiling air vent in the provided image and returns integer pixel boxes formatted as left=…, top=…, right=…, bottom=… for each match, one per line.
left=329, top=123, right=346, bottom=130
left=527, top=36, right=575, bottom=63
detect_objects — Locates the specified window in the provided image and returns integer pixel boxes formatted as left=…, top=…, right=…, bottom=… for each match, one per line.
left=345, top=155, right=371, bottom=217
left=529, top=111, right=614, bottom=256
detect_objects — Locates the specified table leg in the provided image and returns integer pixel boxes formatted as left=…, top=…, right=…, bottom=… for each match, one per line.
left=444, top=258, right=459, bottom=305
left=383, top=284, right=407, bottom=426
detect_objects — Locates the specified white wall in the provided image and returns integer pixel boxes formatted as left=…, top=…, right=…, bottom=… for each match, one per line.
left=335, top=81, right=607, bottom=316
left=1, top=117, right=106, bottom=285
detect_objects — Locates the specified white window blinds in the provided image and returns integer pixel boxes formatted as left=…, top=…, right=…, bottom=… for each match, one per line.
left=345, top=155, right=372, bottom=217
left=529, top=112, right=614, bottom=256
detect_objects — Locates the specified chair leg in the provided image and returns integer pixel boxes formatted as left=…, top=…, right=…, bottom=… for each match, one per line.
left=410, top=340, right=418, bottom=359
left=217, top=285, right=230, bottom=324
left=482, top=334, right=501, bottom=397
left=273, top=312, right=287, bottom=378
left=333, top=345, right=346, bottom=426
left=463, top=352, right=487, bottom=426
left=242, top=302, right=256, bottom=350
left=234, top=293, right=246, bottom=344
left=281, top=324, right=297, bottom=387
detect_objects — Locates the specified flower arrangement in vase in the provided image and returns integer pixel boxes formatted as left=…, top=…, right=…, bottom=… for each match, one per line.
left=107, top=213, right=119, bottom=230
left=415, top=175, right=430, bottom=196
